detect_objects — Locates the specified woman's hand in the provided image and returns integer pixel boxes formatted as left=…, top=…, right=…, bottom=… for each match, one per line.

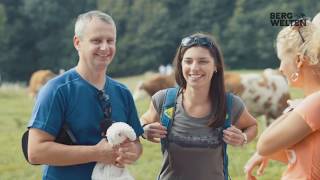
left=223, top=126, right=246, bottom=146
left=244, top=152, right=269, bottom=180
left=142, top=122, right=167, bottom=143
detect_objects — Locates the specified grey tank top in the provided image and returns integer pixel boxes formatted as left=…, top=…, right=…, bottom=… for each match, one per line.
left=152, top=89, right=245, bottom=180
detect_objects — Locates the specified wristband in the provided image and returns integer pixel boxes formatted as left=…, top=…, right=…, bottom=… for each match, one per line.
left=141, top=124, right=148, bottom=139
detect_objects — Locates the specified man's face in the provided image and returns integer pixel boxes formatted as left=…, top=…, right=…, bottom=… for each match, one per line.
left=74, top=17, right=116, bottom=71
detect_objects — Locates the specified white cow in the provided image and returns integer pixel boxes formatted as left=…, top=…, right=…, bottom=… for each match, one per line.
left=225, top=69, right=290, bottom=125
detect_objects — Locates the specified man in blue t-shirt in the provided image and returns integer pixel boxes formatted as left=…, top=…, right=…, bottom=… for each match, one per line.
left=27, top=10, right=144, bottom=180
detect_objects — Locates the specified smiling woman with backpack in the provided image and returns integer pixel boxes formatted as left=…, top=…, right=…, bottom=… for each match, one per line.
left=140, top=32, right=258, bottom=180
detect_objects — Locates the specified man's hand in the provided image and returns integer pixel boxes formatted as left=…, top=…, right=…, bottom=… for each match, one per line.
left=115, top=139, right=142, bottom=166
left=95, top=138, right=118, bottom=165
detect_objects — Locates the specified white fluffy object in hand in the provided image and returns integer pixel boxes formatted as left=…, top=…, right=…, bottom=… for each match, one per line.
left=91, top=122, right=137, bottom=180
left=106, top=122, right=137, bottom=145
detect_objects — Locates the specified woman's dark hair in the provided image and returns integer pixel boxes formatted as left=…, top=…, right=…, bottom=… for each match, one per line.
left=173, top=32, right=227, bottom=127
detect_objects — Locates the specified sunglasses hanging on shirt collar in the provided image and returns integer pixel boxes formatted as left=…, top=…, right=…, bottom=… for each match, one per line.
left=97, top=90, right=113, bottom=137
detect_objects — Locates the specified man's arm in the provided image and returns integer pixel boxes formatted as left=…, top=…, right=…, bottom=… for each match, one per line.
left=28, top=128, right=117, bottom=166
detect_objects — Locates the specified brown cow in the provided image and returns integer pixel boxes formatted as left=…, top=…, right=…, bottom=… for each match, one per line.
left=133, top=69, right=290, bottom=125
left=133, top=73, right=176, bottom=101
left=28, top=70, right=57, bottom=98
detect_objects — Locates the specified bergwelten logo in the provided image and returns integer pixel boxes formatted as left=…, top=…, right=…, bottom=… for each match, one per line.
left=270, top=12, right=307, bottom=26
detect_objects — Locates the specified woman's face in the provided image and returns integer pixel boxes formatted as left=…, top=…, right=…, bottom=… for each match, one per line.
left=277, top=43, right=300, bottom=87
left=181, top=46, right=216, bottom=89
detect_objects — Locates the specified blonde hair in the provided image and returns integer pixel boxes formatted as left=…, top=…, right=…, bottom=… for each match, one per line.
left=276, top=20, right=320, bottom=66
left=312, top=13, right=320, bottom=27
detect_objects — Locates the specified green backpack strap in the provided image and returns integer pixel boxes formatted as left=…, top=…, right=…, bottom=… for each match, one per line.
left=223, top=92, right=233, bottom=180
left=160, top=87, right=179, bottom=153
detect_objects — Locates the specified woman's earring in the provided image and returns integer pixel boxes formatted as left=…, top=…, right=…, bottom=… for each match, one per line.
left=290, top=72, right=299, bottom=82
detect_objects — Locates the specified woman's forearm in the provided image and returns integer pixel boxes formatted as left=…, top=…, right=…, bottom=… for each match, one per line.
left=243, top=124, right=258, bottom=143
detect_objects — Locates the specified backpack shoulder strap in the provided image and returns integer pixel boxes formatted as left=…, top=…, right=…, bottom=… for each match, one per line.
left=223, top=92, right=233, bottom=180
left=224, top=92, right=233, bottom=128
left=160, top=87, right=179, bottom=153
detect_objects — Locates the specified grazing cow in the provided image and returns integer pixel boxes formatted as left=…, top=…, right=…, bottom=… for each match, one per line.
left=133, top=73, right=176, bottom=101
left=133, top=69, right=290, bottom=125
left=28, top=70, right=57, bottom=98
left=225, top=69, right=290, bottom=125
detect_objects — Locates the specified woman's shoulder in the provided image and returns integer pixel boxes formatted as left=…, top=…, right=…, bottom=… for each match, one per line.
left=228, top=93, right=245, bottom=105
left=151, top=89, right=168, bottom=114
left=306, top=91, right=320, bottom=100
left=294, top=91, right=320, bottom=130
left=153, top=88, right=180, bottom=99
left=298, top=92, right=320, bottom=108
left=153, top=89, right=167, bottom=98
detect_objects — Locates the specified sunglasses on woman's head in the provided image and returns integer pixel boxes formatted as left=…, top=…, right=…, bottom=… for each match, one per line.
left=181, top=36, right=214, bottom=49
left=97, top=90, right=113, bottom=136
left=291, top=17, right=310, bottom=43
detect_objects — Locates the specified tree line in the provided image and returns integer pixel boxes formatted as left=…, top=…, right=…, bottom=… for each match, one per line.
left=0, top=0, right=319, bottom=81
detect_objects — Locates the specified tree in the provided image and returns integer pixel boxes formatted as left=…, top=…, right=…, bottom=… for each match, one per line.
left=99, top=0, right=173, bottom=76
left=1, top=0, right=320, bottom=81
left=0, top=0, right=96, bottom=81
left=223, top=0, right=320, bottom=69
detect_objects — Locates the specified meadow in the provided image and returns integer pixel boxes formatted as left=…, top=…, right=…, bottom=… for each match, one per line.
left=0, top=71, right=303, bottom=180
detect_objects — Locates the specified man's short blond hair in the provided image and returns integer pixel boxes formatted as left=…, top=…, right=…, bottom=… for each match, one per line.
left=74, top=10, right=116, bottom=39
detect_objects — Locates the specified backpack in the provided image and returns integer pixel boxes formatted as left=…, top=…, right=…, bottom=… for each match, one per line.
left=160, top=87, right=233, bottom=180
left=21, top=123, right=77, bottom=165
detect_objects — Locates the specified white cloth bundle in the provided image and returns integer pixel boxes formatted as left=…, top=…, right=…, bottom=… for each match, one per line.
left=91, top=122, right=137, bottom=180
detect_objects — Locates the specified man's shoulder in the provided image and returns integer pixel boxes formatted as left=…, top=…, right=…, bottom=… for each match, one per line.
left=38, top=68, right=82, bottom=97
left=107, top=76, right=130, bottom=92
left=47, top=68, right=80, bottom=87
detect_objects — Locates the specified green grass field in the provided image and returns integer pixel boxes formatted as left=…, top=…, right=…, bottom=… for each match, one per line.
left=0, top=72, right=303, bottom=180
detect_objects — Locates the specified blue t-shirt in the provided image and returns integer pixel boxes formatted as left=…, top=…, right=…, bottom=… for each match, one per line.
left=28, top=68, right=143, bottom=180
